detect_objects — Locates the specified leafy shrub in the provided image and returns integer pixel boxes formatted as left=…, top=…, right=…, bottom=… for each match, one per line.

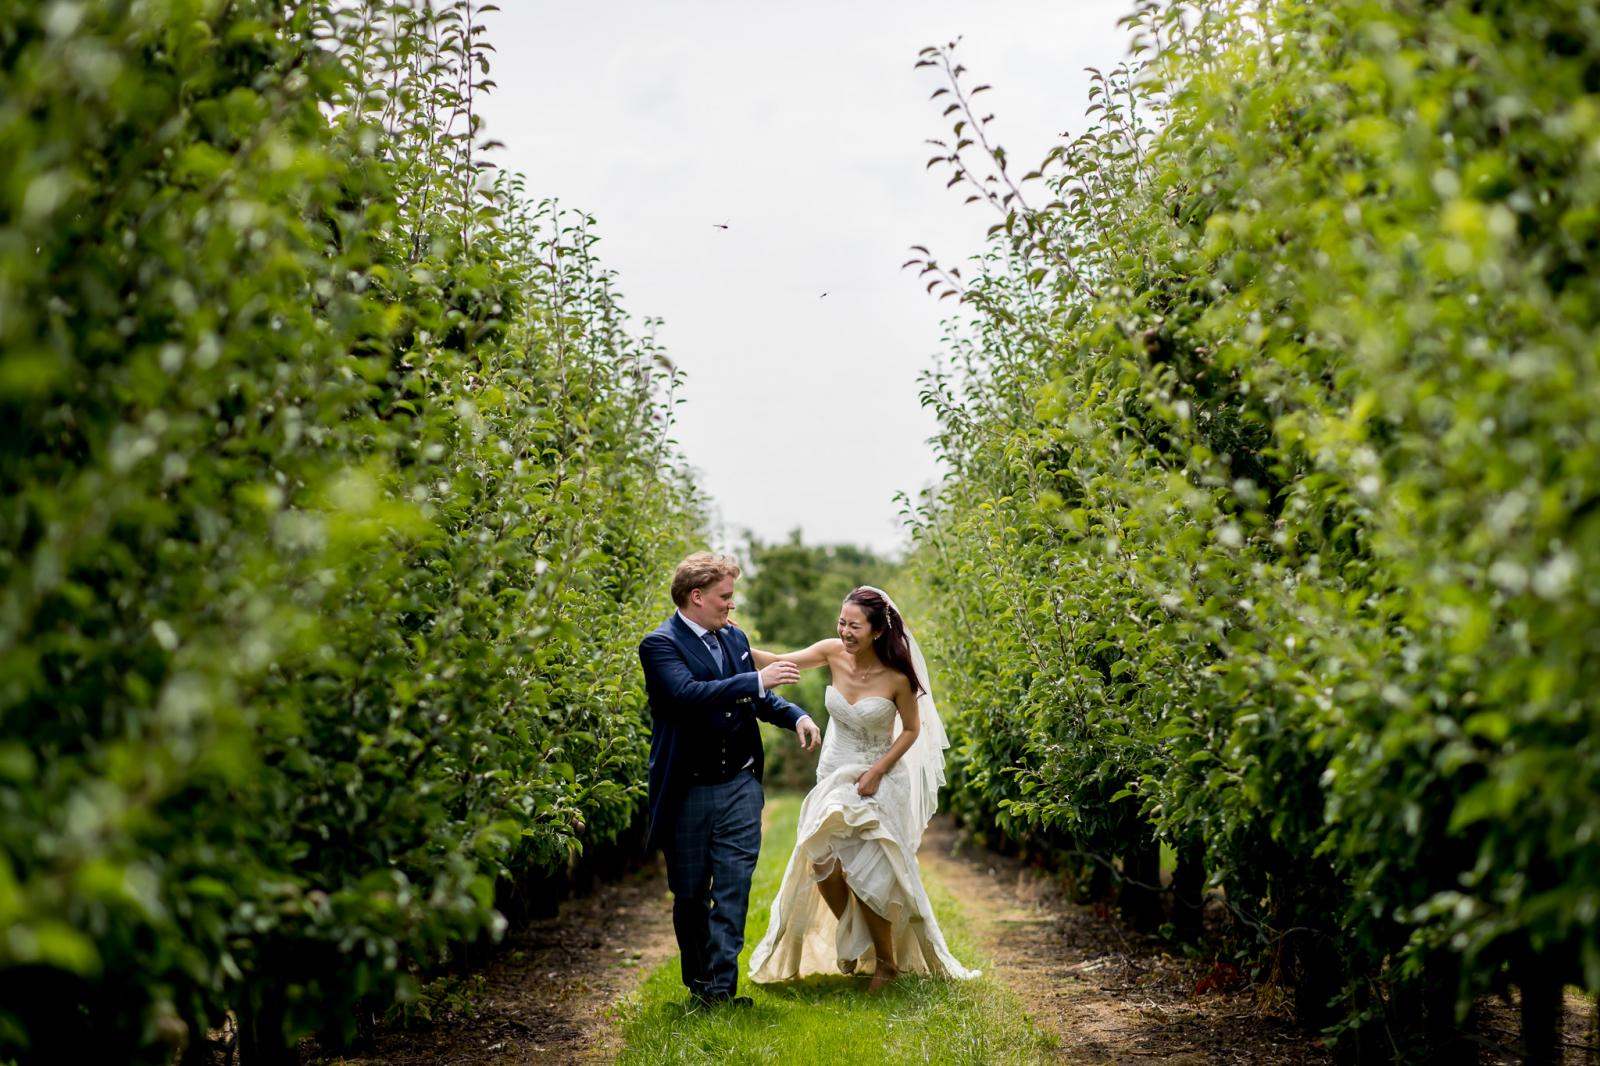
left=0, top=2, right=699, bottom=1062
left=908, top=0, right=1600, bottom=1058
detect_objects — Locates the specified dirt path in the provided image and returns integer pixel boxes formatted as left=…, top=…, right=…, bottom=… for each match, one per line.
left=918, top=817, right=1328, bottom=1065
left=920, top=819, right=1600, bottom=1065
left=313, top=860, right=677, bottom=1066
left=314, top=811, right=1594, bottom=1066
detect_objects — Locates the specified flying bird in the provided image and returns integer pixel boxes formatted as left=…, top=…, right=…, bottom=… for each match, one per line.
left=712, top=220, right=730, bottom=230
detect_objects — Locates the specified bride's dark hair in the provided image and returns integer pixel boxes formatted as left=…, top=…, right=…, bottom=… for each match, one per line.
left=844, top=587, right=925, bottom=697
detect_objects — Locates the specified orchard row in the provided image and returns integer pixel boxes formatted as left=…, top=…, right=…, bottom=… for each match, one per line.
left=907, top=1, right=1600, bottom=1061
left=1, top=3, right=700, bottom=1062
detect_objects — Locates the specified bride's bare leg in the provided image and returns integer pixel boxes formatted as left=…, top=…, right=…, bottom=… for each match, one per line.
left=861, top=899, right=899, bottom=990
left=813, top=862, right=848, bottom=920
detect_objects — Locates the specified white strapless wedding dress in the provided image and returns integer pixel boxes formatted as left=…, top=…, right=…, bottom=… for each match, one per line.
left=748, top=684, right=979, bottom=982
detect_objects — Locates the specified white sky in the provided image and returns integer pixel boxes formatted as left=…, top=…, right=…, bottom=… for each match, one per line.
left=478, top=1, right=1134, bottom=556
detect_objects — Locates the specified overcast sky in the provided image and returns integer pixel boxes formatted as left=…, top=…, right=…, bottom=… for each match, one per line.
left=478, top=1, right=1133, bottom=556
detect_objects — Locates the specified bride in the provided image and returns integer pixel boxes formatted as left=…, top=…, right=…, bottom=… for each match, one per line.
left=746, top=586, right=979, bottom=990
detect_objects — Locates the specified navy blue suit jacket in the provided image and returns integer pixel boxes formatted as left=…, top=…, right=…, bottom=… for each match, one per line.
left=638, top=614, right=806, bottom=852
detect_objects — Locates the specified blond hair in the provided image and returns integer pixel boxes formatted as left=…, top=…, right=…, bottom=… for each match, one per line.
left=671, top=551, right=741, bottom=607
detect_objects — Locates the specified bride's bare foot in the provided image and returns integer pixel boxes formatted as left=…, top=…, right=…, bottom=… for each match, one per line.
left=867, top=962, right=899, bottom=992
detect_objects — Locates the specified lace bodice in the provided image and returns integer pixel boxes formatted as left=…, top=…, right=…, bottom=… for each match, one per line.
left=819, top=685, right=901, bottom=773
left=823, top=683, right=896, bottom=743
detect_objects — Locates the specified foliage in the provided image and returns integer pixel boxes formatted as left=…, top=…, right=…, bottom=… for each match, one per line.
left=381, top=973, right=487, bottom=1030
left=907, top=0, right=1600, bottom=1057
left=0, top=1, right=700, bottom=1061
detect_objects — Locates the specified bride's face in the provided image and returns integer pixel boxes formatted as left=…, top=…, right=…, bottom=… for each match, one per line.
left=837, top=602, right=879, bottom=653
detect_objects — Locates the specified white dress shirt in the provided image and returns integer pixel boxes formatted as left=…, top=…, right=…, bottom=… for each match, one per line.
left=675, top=611, right=813, bottom=735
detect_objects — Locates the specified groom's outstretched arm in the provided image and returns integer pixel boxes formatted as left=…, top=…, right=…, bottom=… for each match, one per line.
left=753, top=689, right=820, bottom=751
left=638, top=634, right=760, bottom=711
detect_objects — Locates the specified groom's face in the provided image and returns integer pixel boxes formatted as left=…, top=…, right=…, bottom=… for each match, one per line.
left=690, top=576, right=737, bottom=630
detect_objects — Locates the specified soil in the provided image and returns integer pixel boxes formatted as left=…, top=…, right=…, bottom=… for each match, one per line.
left=307, top=857, right=678, bottom=1066
left=918, top=817, right=1329, bottom=1065
left=919, top=817, right=1599, bottom=1065
left=1474, top=991, right=1598, bottom=1066
left=302, top=813, right=1598, bottom=1066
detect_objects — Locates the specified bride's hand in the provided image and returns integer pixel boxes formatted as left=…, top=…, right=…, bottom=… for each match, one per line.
left=855, top=768, right=882, bottom=797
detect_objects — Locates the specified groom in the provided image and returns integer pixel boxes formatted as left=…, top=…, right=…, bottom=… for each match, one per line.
left=638, top=551, right=821, bottom=1007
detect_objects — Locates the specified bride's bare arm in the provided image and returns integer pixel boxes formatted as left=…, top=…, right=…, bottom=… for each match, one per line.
left=751, top=638, right=843, bottom=671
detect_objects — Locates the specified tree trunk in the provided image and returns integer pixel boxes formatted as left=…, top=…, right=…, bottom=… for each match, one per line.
left=178, top=1013, right=219, bottom=1066
left=1171, top=842, right=1205, bottom=942
left=1388, top=950, right=1476, bottom=1066
left=1421, top=952, right=1476, bottom=1066
left=1119, top=830, right=1164, bottom=933
left=1288, top=927, right=1342, bottom=1032
left=1083, top=855, right=1114, bottom=904
left=1519, top=952, right=1563, bottom=1066
left=238, top=987, right=298, bottom=1066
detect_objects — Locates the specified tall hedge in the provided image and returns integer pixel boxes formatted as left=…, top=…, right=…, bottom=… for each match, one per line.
left=0, top=2, right=700, bottom=1062
left=909, top=0, right=1599, bottom=1060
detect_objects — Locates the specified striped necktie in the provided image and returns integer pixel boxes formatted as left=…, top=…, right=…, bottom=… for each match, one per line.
left=700, top=630, right=725, bottom=674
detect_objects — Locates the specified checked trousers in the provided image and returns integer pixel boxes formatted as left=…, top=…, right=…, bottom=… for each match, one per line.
left=665, top=769, right=763, bottom=999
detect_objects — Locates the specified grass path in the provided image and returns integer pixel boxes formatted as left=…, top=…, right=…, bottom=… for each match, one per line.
left=611, top=795, right=1055, bottom=1066
left=304, top=795, right=1583, bottom=1064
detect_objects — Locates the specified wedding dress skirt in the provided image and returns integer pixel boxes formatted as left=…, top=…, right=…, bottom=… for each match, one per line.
left=748, top=685, right=979, bottom=982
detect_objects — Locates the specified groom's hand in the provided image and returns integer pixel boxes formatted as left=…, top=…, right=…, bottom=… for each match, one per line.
left=759, top=661, right=800, bottom=689
left=796, top=716, right=821, bottom=752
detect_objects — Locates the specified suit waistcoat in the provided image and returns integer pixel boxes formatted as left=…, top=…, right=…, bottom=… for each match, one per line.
left=688, top=628, right=761, bottom=783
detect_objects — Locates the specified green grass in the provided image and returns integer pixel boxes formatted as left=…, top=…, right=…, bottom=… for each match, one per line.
left=613, top=795, right=1055, bottom=1065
